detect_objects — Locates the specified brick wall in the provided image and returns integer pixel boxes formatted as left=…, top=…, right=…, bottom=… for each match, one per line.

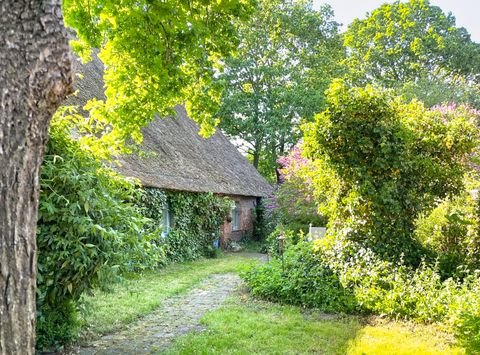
left=220, top=195, right=257, bottom=246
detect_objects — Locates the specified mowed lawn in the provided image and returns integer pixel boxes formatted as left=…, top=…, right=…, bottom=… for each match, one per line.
left=81, top=253, right=464, bottom=354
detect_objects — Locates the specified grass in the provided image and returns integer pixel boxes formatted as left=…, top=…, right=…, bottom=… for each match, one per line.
left=348, top=321, right=463, bottom=355
left=80, top=253, right=464, bottom=354
left=165, top=295, right=464, bottom=355
left=80, top=254, right=252, bottom=340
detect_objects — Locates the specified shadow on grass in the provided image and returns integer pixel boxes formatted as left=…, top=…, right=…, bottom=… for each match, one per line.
left=165, top=291, right=463, bottom=355
left=164, top=289, right=362, bottom=355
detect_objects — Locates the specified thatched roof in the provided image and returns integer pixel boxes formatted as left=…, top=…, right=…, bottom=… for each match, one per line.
left=116, top=106, right=272, bottom=197
left=70, top=53, right=272, bottom=197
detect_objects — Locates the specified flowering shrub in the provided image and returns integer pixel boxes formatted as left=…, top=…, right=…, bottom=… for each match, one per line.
left=274, top=144, right=326, bottom=234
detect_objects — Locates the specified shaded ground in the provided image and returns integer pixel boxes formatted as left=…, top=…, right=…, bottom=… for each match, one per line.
left=77, top=273, right=242, bottom=354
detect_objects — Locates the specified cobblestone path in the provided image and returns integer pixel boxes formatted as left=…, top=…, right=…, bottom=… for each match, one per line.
left=78, top=273, right=242, bottom=354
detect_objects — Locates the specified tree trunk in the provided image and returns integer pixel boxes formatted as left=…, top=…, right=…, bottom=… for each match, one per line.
left=0, top=1, right=72, bottom=353
left=252, top=135, right=262, bottom=169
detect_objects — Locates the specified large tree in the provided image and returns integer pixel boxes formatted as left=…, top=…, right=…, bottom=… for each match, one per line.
left=0, top=1, right=72, bottom=353
left=216, top=0, right=344, bottom=179
left=0, top=0, right=252, bottom=352
left=344, top=0, right=480, bottom=106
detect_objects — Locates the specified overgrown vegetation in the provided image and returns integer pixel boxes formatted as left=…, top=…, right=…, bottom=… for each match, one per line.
left=243, top=81, right=480, bottom=353
left=243, top=237, right=480, bottom=353
left=36, top=110, right=230, bottom=350
left=32, top=0, right=480, bottom=353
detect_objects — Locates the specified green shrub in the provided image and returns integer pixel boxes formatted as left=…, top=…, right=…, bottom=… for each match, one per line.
left=36, top=301, right=82, bottom=351
left=302, top=81, right=478, bottom=265
left=415, top=194, right=480, bottom=277
left=242, top=242, right=357, bottom=312
left=243, top=237, right=480, bottom=352
left=36, top=112, right=164, bottom=349
left=252, top=198, right=273, bottom=241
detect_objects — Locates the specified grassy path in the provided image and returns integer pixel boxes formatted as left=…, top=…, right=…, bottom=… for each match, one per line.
left=79, top=274, right=242, bottom=354
left=79, top=254, right=253, bottom=340
left=77, top=253, right=464, bottom=354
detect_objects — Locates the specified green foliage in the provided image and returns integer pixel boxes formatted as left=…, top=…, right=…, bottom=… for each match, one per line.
left=36, top=109, right=164, bottom=349
left=454, top=288, right=480, bottom=354
left=217, top=0, right=344, bottom=177
left=342, top=0, right=480, bottom=109
left=251, top=198, right=272, bottom=242
left=242, top=242, right=357, bottom=313
left=36, top=301, right=82, bottom=350
left=400, top=75, right=480, bottom=109
left=37, top=109, right=231, bottom=349
left=303, top=80, right=478, bottom=264
left=63, top=0, right=255, bottom=157
left=344, top=0, right=480, bottom=88
left=243, top=238, right=480, bottom=352
left=138, top=188, right=230, bottom=263
left=415, top=194, right=480, bottom=277
left=138, top=188, right=168, bottom=232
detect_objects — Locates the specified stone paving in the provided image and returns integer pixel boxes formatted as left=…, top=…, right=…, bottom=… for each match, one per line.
left=77, top=273, right=242, bottom=355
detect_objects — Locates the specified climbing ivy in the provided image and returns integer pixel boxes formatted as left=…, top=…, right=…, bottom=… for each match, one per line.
left=138, top=188, right=231, bottom=262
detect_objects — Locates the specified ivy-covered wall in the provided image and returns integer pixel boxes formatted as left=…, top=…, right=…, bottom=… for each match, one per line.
left=138, top=187, right=231, bottom=262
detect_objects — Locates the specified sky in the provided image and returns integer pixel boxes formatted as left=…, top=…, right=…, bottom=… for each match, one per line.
left=313, top=0, right=480, bottom=43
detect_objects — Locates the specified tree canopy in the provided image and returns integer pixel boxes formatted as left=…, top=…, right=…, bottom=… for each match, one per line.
left=344, top=0, right=480, bottom=106
left=216, top=0, right=344, bottom=178
left=63, top=0, right=255, bottom=155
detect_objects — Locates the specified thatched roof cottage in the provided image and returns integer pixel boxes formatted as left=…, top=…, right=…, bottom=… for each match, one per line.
left=116, top=106, right=272, bottom=243
left=71, top=54, right=272, bottom=246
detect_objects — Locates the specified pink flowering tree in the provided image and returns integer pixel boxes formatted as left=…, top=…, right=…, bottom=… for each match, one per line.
left=274, top=144, right=326, bottom=233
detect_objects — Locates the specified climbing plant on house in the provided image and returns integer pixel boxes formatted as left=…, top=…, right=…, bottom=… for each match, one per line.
left=138, top=188, right=231, bottom=263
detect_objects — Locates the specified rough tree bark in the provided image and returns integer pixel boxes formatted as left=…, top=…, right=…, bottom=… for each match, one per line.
left=0, top=1, right=72, bottom=353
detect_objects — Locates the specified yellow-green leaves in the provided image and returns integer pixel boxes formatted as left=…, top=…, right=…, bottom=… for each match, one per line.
left=302, top=80, right=479, bottom=264
left=344, top=0, right=480, bottom=88
left=63, top=0, right=255, bottom=155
